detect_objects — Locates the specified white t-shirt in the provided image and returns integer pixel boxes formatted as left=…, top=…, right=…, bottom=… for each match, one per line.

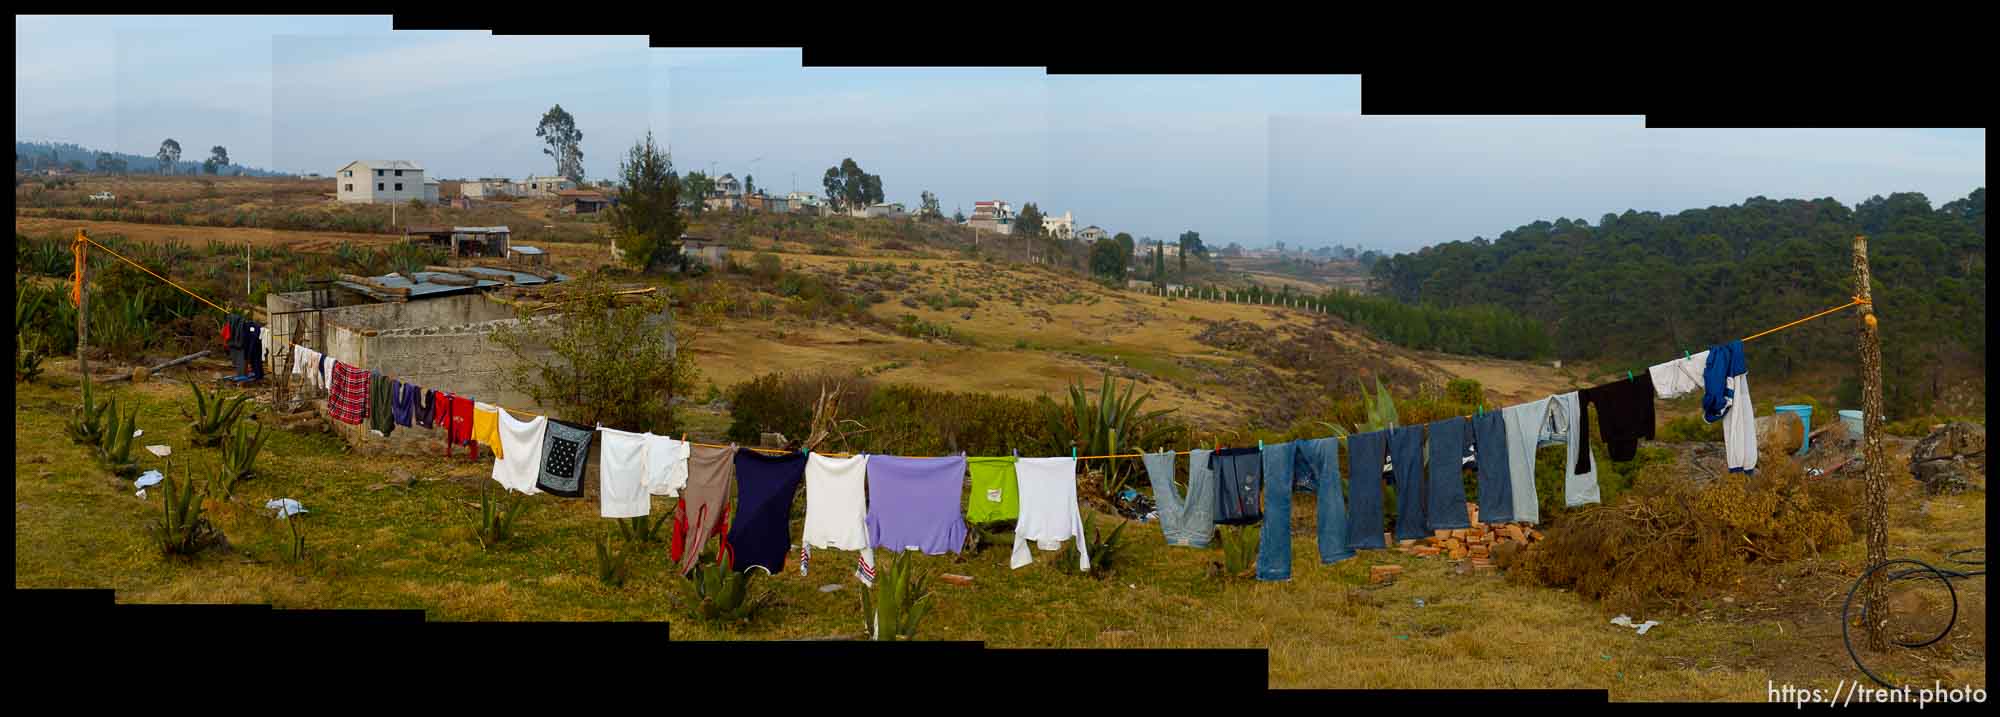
left=644, top=434, right=691, bottom=497
left=490, top=409, right=548, bottom=495
left=597, top=427, right=652, bottom=518
left=1649, top=350, right=1710, bottom=399
left=803, top=454, right=870, bottom=550
left=1011, top=457, right=1089, bottom=571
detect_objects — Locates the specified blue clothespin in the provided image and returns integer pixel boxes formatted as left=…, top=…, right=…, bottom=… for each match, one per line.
left=1627, top=369, right=1634, bottom=382
left=1071, top=446, right=1078, bottom=459
left=1257, top=440, right=1263, bottom=450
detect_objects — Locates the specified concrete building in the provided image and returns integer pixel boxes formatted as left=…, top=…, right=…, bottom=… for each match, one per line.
left=516, top=175, right=576, bottom=197
left=335, top=160, right=427, bottom=204
left=1042, top=210, right=1075, bottom=240
left=864, top=202, right=907, bottom=219
left=265, top=267, right=574, bottom=455
left=1133, top=241, right=1183, bottom=259
left=1077, top=225, right=1109, bottom=242
left=423, top=177, right=441, bottom=204
left=964, top=200, right=1013, bottom=234
left=785, top=192, right=824, bottom=214
left=460, top=178, right=514, bottom=199
left=713, top=174, right=742, bottom=197
left=555, top=189, right=611, bottom=214
left=404, top=225, right=512, bottom=259
left=681, top=237, right=730, bottom=267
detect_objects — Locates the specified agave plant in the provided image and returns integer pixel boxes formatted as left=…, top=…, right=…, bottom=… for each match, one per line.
left=149, top=472, right=224, bottom=559
left=1045, top=371, right=1179, bottom=501
left=66, top=377, right=110, bottom=446
left=860, top=550, right=935, bottom=640
left=1057, top=512, right=1130, bottom=578
left=1214, top=524, right=1258, bottom=579
left=281, top=512, right=308, bottom=562
left=220, top=420, right=265, bottom=483
left=469, top=483, right=530, bottom=550
left=675, top=555, right=774, bottom=626
left=615, top=513, right=669, bottom=544
left=98, top=395, right=141, bottom=479
left=594, top=530, right=632, bottom=587
left=185, top=382, right=251, bottom=447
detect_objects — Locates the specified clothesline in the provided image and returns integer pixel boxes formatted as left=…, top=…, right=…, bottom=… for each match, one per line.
left=296, top=291, right=1869, bottom=462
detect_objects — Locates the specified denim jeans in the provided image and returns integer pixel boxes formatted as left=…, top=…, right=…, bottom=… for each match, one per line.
left=1210, top=448, right=1264, bottom=526
left=1345, top=429, right=1389, bottom=550
left=1471, top=411, right=1517, bottom=523
left=1297, top=436, right=1352, bottom=563
left=1390, top=425, right=1429, bottom=541
left=1255, top=442, right=1295, bottom=581
left=1424, top=417, right=1472, bottom=530
left=1143, top=449, right=1215, bottom=548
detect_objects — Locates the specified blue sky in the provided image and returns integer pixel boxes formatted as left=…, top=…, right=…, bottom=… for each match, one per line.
left=16, top=17, right=1985, bottom=251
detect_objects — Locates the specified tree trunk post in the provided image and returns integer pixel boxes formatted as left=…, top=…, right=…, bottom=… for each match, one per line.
left=1852, top=234, right=1889, bottom=652
left=74, top=230, right=89, bottom=380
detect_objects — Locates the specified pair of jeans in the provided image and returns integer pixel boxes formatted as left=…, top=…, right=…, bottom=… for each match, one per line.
left=1425, top=417, right=1472, bottom=531
left=1255, top=442, right=1295, bottom=581
left=1390, top=425, right=1429, bottom=541
left=1143, top=449, right=1215, bottom=548
left=1472, top=411, right=1517, bottom=523
left=1298, top=437, right=1352, bottom=563
left=1209, top=448, right=1264, bottom=526
left=1345, top=429, right=1390, bottom=550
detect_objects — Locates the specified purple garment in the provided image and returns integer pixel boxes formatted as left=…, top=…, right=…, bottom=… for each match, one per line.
left=865, top=455, right=968, bottom=555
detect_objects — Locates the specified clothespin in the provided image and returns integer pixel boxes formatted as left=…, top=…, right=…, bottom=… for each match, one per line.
left=1627, top=369, right=1634, bottom=382
left=1071, top=446, right=1078, bottom=459
left=1257, top=439, right=1263, bottom=450
left=1683, top=349, right=1690, bottom=360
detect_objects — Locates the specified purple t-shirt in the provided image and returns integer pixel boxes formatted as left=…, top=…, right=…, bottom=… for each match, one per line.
left=865, top=455, right=968, bottom=555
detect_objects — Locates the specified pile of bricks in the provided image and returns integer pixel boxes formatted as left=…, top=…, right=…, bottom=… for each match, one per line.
left=1395, top=501, right=1543, bottom=573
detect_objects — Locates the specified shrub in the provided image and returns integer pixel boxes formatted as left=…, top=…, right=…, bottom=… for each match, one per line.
left=185, top=381, right=251, bottom=447
left=150, top=473, right=225, bottom=560
left=66, top=377, right=110, bottom=446
left=1214, top=524, right=1258, bottom=579
left=220, top=420, right=266, bottom=483
left=594, top=530, right=632, bottom=587
left=675, top=554, right=775, bottom=626
left=469, top=483, right=531, bottom=550
left=1659, top=414, right=1724, bottom=442
left=490, top=275, right=699, bottom=434
left=1056, top=512, right=1129, bottom=578
left=98, top=395, right=140, bottom=478
left=1444, top=378, right=1484, bottom=406
left=1043, top=371, right=1181, bottom=502
left=616, top=514, right=670, bottom=544
left=1512, top=443, right=1862, bottom=613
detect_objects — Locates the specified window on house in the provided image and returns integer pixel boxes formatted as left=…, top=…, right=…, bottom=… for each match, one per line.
left=376, top=169, right=384, bottom=176
left=395, top=170, right=403, bottom=176
left=377, top=183, right=384, bottom=191
left=344, top=184, right=353, bottom=192
left=395, top=183, right=403, bottom=191
left=342, top=170, right=351, bottom=177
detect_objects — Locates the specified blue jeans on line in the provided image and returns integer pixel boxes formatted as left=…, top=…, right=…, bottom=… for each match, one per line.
left=1255, top=442, right=1295, bottom=581
left=1299, top=437, right=1353, bottom=563
left=1345, top=429, right=1390, bottom=550
left=1390, top=425, right=1430, bottom=541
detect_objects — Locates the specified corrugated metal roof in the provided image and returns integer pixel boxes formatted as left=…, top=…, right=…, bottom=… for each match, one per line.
left=452, top=226, right=511, bottom=234
left=335, top=271, right=503, bottom=300
left=509, top=245, right=546, bottom=255
left=341, top=160, right=424, bottom=171
left=452, top=266, right=567, bottom=286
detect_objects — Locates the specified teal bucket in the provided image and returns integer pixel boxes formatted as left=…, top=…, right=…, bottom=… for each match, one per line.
left=1840, top=409, right=1864, bottom=441
left=1774, top=405, right=1812, bottom=456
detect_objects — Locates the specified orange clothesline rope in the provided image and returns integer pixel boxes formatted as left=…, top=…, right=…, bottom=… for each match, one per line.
left=1741, top=296, right=1868, bottom=344
left=76, top=231, right=234, bottom=315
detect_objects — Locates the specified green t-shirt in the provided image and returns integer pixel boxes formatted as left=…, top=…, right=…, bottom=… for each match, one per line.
left=965, top=456, right=1020, bottom=524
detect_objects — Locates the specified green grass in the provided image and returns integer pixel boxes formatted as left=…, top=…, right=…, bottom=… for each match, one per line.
left=11, top=372, right=1984, bottom=697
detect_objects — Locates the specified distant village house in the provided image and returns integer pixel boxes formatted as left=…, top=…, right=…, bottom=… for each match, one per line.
left=336, top=160, right=428, bottom=204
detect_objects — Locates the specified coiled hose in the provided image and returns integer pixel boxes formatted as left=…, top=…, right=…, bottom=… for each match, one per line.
left=1842, top=548, right=1986, bottom=689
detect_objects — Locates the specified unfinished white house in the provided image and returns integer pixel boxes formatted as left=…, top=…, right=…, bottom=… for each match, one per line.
left=515, top=175, right=577, bottom=197
left=336, top=160, right=428, bottom=204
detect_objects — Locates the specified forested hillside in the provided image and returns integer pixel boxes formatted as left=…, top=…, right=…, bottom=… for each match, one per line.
left=1372, top=190, right=1986, bottom=414
left=14, top=140, right=286, bottom=177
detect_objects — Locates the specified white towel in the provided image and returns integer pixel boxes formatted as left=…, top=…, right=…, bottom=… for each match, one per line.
left=1011, top=457, right=1089, bottom=572
left=490, top=409, right=548, bottom=495
left=291, top=346, right=324, bottom=390
left=801, top=453, right=877, bottom=582
left=597, top=427, right=652, bottom=518
left=1648, top=350, right=1709, bottom=400
left=643, top=434, right=691, bottom=497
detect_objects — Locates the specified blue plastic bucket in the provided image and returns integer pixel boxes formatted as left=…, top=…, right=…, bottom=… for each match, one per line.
left=1840, top=409, right=1864, bottom=441
left=1774, top=405, right=1812, bottom=456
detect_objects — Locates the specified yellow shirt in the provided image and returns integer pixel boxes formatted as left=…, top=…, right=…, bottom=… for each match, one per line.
left=471, top=403, right=503, bottom=459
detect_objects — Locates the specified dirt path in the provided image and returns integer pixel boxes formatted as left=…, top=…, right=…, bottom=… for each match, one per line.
left=16, top=217, right=402, bottom=252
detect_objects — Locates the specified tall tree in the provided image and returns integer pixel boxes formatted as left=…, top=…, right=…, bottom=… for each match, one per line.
left=1013, top=203, right=1045, bottom=237
left=919, top=190, right=942, bottom=220
left=820, top=158, right=884, bottom=211
left=209, top=145, right=229, bottom=169
left=1153, top=240, right=1165, bottom=284
left=156, top=139, right=182, bottom=175
left=608, top=131, right=684, bottom=273
left=94, top=152, right=114, bottom=173
left=1179, top=230, right=1207, bottom=258
left=745, top=175, right=755, bottom=196
left=536, top=104, right=585, bottom=183
left=680, top=171, right=714, bottom=215
left=1114, top=232, right=1135, bottom=260
left=952, top=206, right=965, bottom=224
left=1090, top=237, right=1129, bottom=280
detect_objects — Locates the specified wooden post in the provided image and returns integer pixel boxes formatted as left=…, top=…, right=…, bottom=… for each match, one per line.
left=75, top=230, right=89, bottom=380
left=1852, top=234, right=1889, bottom=652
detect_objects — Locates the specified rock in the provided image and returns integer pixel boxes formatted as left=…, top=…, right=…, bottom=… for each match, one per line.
left=131, top=366, right=150, bottom=383
left=1369, top=565, right=1403, bottom=584
left=938, top=573, right=974, bottom=586
left=1911, top=422, right=1986, bottom=495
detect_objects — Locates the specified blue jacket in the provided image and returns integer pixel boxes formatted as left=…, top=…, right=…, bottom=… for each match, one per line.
left=1702, top=340, right=1747, bottom=422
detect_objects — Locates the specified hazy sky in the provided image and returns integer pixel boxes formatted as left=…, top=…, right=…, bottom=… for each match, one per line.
left=16, top=16, right=1986, bottom=252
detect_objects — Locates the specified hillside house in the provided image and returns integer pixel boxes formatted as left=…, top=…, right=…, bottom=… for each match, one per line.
left=746, top=193, right=792, bottom=214
left=336, top=160, right=427, bottom=204
left=713, top=174, right=742, bottom=197
left=461, top=178, right=514, bottom=199
left=785, top=192, right=825, bottom=215
left=864, top=202, right=907, bottom=219
left=555, top=189, right=611, bottom=214
left=1042, top=210, right=1075, bottom=240
left=703, top=195, right=743, bottom=213
left=1077, top=225, right=1109, bottom=242
left=516, top=175, right=576, bottom=197
left=424, top=177, right=441, bottom=204
left=964, top=200, right=1014, bottom=233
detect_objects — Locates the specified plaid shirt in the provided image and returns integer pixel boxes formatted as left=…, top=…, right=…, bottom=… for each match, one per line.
left=326, top=361, right=371, bottom=425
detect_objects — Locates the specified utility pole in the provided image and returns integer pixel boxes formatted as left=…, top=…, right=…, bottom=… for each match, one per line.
left=1853, top=234, right=1889, bottom=652
left=246, top=240, right=252, bottom=299
left=74, top=230, right=89, bottom=380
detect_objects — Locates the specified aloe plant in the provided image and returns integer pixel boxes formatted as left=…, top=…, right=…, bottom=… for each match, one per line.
left=1215, top=524, right=1258, bottom=579
left=97, top=395, right=140, bottom=479
left=185, top=381, right=251, bottom=447
left=615, top=513, right=669, bottom=544
left=1045, top=371, right=1179, bottom=501
left=282, top=513, right=307, bottom=562
left=66, top=376, right=110, bottom=446
left=594, top=530, right=632, bottom=587
left=675, top=555, right=774, bottom=626
left=1057, top=512, right=1130, bottom=578
left=15, top=331, right=46, bottom=383
left=860, top=550, right=935, bottom=640
left=469, top=483, right=531, bottom=550
left=220, top=420, right=265, bottom=483
left=149, top=472, right=224, bottom=559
